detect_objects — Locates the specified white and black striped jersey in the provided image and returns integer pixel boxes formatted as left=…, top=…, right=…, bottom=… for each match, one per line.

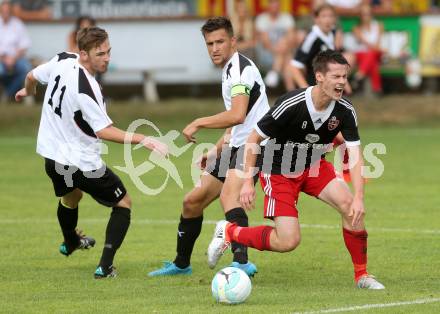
left=255, top=87, right=360, bottom=175
left=33, top=52, right=112, bottom=171
left=291, top=25, right=336, bottom=86
left=222, top=52, right=270, bottom=147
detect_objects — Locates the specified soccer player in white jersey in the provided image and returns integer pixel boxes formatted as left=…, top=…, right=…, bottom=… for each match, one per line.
left=208, top=50, right=385, bottom=290
left=15, top=27, right=168, bottom=279
left=148, top=17, right=270, bottom=277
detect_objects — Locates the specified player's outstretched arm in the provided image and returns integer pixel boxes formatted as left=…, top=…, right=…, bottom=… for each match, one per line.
left=347, top=145, right=365, bottom=228
left=15, top=71, right=38, bottom=102
left=240, top=130, right=264, bottom=210
left=96, top=126, right=168, bottom=156
left=182, top=95, right=248, bottom=143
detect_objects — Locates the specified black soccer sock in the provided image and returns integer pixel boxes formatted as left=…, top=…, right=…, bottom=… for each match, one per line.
left=173, top=215, right=203, bottom=269
left=57, top=201, right=80, bottom=247
left=225, top=207, right=249, bottom=264
left=99, top=207, right=131, bottom=268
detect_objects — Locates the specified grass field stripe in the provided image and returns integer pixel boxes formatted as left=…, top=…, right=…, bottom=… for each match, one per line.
left=2, top=218, right=440, bottom=235
left=293, top=297, right=440, bottom=314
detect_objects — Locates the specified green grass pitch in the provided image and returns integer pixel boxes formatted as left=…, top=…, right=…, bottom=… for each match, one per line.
left=0, top=98, right=439, bottom=313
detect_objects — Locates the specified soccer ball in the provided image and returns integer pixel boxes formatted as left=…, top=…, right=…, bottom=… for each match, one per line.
left=211, top=267, right=252, bottom=304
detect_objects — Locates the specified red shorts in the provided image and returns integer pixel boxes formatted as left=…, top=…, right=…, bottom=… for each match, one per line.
left=259, top=159, right=336, bottom=218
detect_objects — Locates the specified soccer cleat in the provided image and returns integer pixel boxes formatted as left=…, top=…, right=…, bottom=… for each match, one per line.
left=148, top=261, right=192, bottom=277
left=59, top=229, right=95, bottom=256
left=207, top=220, right=231, bottom=269
left=356, top=274, right=385, bottom=290
left=94, top=265, right=117, bottom=279
left=230, top=261, right=258, bottom=277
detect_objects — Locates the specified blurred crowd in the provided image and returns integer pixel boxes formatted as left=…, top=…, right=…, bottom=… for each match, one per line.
left=1, top=0, right=437, bottom=103
left=0, top=0, right=96, bottom=103
left=228, top=0, right=394, bottom=95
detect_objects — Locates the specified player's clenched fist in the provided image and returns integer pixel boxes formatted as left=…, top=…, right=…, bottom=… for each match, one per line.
left=182, top=122, right=199, bottom=143
left=15, top=88, right=29, bottom=102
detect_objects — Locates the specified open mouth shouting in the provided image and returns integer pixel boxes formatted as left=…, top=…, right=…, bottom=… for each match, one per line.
left=334, top=86, right=344, bottom=97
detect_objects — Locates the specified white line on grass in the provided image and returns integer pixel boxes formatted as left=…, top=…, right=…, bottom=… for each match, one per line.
left=1, top=218, right=440, bottom=234
left=293, top=297, right=440, bottom=314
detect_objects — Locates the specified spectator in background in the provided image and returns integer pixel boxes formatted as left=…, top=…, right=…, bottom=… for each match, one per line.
left=0, top=0, right=31, bottom=101
left=255, top=0, right=296, bottom=89
left=290, top=4, right=340, bottom=88
left=68, top=15, right=96, bottom=53
left=289, top=4, right=353, bottom=182
left=351, top=4, right=384, bottom=94
left=230, top=0, right=256, bottom=60
left=12, top=0, right=51, bottom=21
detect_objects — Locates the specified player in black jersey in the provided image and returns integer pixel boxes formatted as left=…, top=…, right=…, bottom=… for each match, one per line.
left=208, top=50, right=385, bottom=290
left=289, top=4, right=355, bottom=183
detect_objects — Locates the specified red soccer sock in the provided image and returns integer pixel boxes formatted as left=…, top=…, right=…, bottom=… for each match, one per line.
left=343, top=228, right=368, bottom=282
left=228, top=224, right=274, bottom=251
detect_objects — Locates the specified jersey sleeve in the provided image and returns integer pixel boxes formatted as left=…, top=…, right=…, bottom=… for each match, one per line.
left=32, top=55, right=59, bottom=85
left=255, top=96, right=295, bottom=139
left=340, top=108, right=360, bottom=146
left=77, top=94, right=113, bottom=133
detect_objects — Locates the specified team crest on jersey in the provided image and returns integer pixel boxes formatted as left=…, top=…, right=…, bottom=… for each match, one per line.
left=328, top=116, right=339, bottom=131
left=305, top=134, right=320, bottom=143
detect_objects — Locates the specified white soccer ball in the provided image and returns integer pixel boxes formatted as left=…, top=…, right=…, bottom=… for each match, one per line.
left=211, top=267, right=252, bottom=304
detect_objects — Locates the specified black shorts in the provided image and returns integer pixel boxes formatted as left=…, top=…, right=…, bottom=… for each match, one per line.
left=44, top=158, right=127, bottom=207
left=206, top=145, right=265, bottom=183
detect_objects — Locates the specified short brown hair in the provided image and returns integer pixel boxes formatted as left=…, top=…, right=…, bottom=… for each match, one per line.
left=77, top=27, right=108, bottom=52
left=312, top=50, right=349, bottom=74
left=201, top=16, right=234, bottom=37
left=314, top=3, right=335, bottom=17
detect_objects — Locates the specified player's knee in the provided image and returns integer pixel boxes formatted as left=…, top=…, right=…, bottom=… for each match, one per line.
left=278, top=234, right=301, bottom=252
left=339, top=195, right=353, bottom=216
left=62, top=189, right=83, bottom=208
left=125, top=194, right=132, bottom=208
left=72, top=189, right=83, bottom=202
left=219, top=190, right=231, bottom=209
left=182, top=193, right=203, bottom=216
left=117, top=193, right=132, bottom=209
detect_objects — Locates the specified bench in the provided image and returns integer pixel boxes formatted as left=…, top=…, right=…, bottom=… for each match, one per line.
left=103, top=66, right=187, bottom=103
